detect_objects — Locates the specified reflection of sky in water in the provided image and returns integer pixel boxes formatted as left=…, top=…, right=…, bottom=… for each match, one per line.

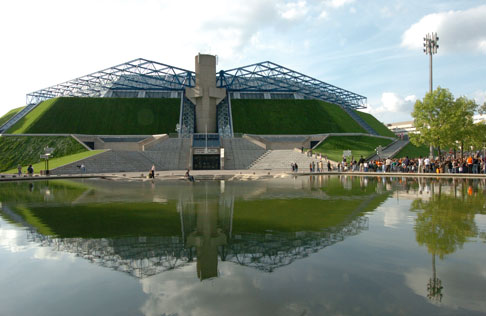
left=0, top=177, right=485, bottom=316
left=0, top=222, right=32, bottom=252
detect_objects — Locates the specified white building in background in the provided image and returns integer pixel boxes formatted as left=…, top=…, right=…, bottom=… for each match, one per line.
left=473, top=114, right=486, bottom=124
left=386, top=121, right=416, bottom=136
left=387, top=115, right=486, bottom=137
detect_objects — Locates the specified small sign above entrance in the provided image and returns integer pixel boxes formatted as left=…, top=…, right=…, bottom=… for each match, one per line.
left=194, top=148, right=219, bottom=155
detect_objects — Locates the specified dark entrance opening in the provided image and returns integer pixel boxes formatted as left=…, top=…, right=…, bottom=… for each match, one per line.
left=310, top=141, right=319, bottom=149
left=84, top=141, right=95, bottom=150
left=193, top=154, right=220, bottom=170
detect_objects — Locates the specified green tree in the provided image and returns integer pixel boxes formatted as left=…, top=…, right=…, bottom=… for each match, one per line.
left=470, top=122, right=486, bottom=152
left=478, top=101, right=486, bottom=115
left=410, top=87, right=477, bottom=159
left=454, top=96, right=479, bottom=158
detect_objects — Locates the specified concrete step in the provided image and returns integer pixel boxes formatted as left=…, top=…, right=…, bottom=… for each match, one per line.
left=250, top=149, right=330, bottom=170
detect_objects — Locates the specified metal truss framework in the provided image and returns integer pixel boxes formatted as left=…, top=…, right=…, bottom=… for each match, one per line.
left=26, top=58, right=196, bottom=105
left=218, top=61, right=367, bottom=109
left=26, top=59, right=366, bottom=109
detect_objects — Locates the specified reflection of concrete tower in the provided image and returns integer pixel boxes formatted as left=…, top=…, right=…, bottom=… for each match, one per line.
left=185, top=54, right=226, bottom=133
left=184, top=183, right=232, bottom=280
left=187, top=200, right=227, bottom=280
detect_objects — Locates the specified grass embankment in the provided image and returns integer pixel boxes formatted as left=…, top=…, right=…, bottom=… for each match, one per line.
left=313, top=135, right=393, bottom=162
left=394, top=142, right=434, bottom=158
left=7, top=97, right=180, bottom=135
left=231, top=99, right=366, bottom=134
left=3, top=150, right=104, bottom=174
left=0, top=106, right=25, bottom=127
left=354, top=110, right=396, bottom=137
left=0, top=135, right=96, bottom=173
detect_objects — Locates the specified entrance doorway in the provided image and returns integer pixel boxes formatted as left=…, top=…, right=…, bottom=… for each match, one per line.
left=193, top=154, right=220, bottom=170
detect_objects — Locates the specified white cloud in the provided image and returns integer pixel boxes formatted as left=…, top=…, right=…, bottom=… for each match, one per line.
left=326, top=0, right=354, bottom=9
left=375, top=92, right=416, bottom=113
left=364, top=92, right=417, bottom=123
left=279, top=1, right=308, bottom=20
left=318, top=10, right=329, bottom=19
left=401, top=5, right=486, bottom=54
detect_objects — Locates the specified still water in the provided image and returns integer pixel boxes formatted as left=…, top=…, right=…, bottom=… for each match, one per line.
left=0, top=176, right=485, bottom=316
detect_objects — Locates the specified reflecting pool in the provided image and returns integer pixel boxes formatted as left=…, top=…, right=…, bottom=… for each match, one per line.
left=0, top=176, right=485, bottom=316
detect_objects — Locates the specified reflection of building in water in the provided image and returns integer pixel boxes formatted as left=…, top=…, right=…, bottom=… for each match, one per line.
left=0, top=178, right=378, bottom=280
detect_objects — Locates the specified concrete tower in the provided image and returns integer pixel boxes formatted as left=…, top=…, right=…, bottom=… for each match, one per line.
left=185, top=54, right=226, bottom=133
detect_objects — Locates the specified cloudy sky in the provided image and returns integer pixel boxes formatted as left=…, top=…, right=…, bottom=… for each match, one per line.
left=1, top=0, right=485, bottom=123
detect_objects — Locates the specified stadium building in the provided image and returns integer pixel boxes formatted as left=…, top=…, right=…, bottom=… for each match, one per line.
left=0, top=54, right=393, bottom=172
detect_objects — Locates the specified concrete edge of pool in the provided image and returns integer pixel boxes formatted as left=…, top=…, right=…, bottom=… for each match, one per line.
left=1, top=169, right=486, bottom=182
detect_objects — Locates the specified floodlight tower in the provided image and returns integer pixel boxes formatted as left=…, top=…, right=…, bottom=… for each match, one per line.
left=423, top=33, right=439, bottom=93
left=423, top=33, right=439, bottom=159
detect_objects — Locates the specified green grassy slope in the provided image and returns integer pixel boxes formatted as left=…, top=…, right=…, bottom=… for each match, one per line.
left=231, top=99, right=366, bottom=134
left=354, top=110, right=396, bottom=137
left=0, top=106, right=25, bottom=127
left=0, top=136, right=87, bottom=172
left=7, top=97, right=180, bottom=135
left=394, top=142, right=434, bottom=158
left=3, top=150, right=104, bottom=174
left=313, top=135, right=393, bottom=162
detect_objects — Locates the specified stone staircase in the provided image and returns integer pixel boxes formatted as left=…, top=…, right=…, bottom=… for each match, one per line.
left=222, top=138, right=266, bottom=169
left=0, top=102, right=40, bottom=133
left=249, top=149, right=330, bottom=170
left=52, top=150, right=156, bottom=174
left=339, top=105, right=378, bottom=135
left=144, top=138, right=192, bottom=170
left=51, top=138, right=193, bottom=174
left=367, top=139, right=409, bottom=160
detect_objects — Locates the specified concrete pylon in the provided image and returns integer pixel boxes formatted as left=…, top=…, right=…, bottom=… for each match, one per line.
left=185, top=54, right=226, bottom=133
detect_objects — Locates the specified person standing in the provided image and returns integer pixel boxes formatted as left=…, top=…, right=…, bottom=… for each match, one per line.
left=17, top=165, right=22, bottom=176
left=27, top=164, right=34, bottom=176
left=150, top=164, right=155, bottom=178
left=467, top=155, right=473, bottom=173
left=358, top=156, right=365, bottom=172
left=385, top=158, right=391, bottom=172
left=424, top=157, right=430, bottom=173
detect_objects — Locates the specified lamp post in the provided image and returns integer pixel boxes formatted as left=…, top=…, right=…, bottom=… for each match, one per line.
left=424, top=33, right=439, bottom=158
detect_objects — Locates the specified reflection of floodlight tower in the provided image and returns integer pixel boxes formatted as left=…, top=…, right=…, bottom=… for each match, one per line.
left=423, top=33, right=439, bottom=158
left=423, top=33, right=439, bottom=93
left=427, top=254, right=443, bottom=302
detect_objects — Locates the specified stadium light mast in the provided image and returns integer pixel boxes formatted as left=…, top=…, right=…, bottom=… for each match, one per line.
left=423, top=33, right=439, bottom=159
left=423, top=33, right=439, bottom=94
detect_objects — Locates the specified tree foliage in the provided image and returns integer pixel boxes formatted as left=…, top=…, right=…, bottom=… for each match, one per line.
left=410, top=87, right=478, bottom=156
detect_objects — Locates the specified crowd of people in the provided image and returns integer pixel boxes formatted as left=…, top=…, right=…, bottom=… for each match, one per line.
left=291, top=149, right=486, bottom=174
left=337, top=154, right=486, bottom=174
